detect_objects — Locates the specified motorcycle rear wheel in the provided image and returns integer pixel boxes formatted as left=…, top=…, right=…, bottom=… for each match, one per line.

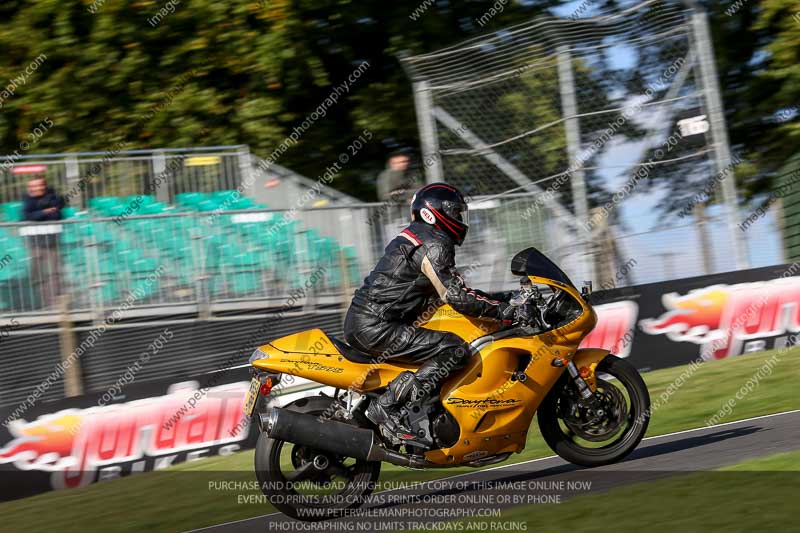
left=537, top=355, right=650, bottom=467
left=254, top=396, right=381, bottom=521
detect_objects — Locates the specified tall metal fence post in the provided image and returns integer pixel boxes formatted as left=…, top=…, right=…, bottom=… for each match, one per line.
left=190, top=216, right=211, bottom=318
left=58, top=294, right=83, bottom=397
left=774, top=197, right=787, bottom=264
left=65, top=156, right=81, bottom=209
left=557, top=45, right=594, bottom=283
left=692, top=10, right=749, bottom=270
left=86, top=234, right=104, bottom=322
left=152, top=150, right=169, bottom=204
left=238, top=145, right=253, bottom=195
left=413, top=81, right=443, bottom=184
left=694, top=203, right=714, bottom=274
left=338, top=247, right=352, bottom=323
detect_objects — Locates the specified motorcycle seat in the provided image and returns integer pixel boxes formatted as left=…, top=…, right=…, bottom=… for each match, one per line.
left=329, top=336, right=377, bottom=364
left=329, top=335, right=418, bottom=366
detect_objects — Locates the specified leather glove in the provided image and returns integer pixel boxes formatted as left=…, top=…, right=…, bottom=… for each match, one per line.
left=504, top=303, right=539, bottom=326
left=516, top=303, right=538, bottom=327
left=499, top=303, right=535, bottom=326
left=498, top=304, right=517, bottom=325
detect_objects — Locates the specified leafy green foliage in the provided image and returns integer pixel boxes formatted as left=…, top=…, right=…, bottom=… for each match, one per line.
left=0, top=0, right=557, bottom=199
left=696, top=0, right=799, bottom=204
left=0, top=1, right=794, bottom=205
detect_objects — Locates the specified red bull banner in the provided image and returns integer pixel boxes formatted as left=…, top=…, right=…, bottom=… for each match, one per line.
left=581, top=263, right=800, bottom=370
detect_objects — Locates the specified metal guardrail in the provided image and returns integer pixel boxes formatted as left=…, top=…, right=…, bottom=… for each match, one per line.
left=0, top=212, right=359, bottom=317
left=0, top=146, right=360, bottom=212
left=0, top=197, right=555, bottom=319
left=0, top=193, right=785, bottom=320
left=1, top=146, right=248, bottom=209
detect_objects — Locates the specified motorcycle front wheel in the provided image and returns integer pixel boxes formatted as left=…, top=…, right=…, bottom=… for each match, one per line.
left=254, top=396, right=381, bottom=521
left=537, top=355, right=650, bottom=467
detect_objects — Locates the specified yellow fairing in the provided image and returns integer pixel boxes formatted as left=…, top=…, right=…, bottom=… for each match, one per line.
left=251, top=328, right=416, bottom=392
left=424, top=276, right=599, bottom=465
left=419, top=304, right=504, bottom=341
left=571, top=347, right=611, bottom=392
left=573, top=347, right=610, bottom=366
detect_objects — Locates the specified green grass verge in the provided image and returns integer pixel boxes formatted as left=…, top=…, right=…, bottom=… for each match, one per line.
left=2, top=349, right=798, bottom=533
left=447, top=449, right=800, bottom=533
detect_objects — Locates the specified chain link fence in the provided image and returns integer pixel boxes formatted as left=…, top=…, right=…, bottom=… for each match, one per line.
left=0, top=193, right=783, bottom=318
left=401, top=0, right=750, bottom=283
left=0, top=147, right=248, bottom=209
left=0, top=146, right=357, bottom=213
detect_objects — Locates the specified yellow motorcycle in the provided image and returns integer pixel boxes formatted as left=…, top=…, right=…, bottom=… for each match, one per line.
left=246, top=247, right=650, bottom=520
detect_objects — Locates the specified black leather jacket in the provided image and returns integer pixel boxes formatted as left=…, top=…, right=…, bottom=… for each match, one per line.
left=348, top=221, right=510, bottom=324
left=22, top=188, right=64, bottom=249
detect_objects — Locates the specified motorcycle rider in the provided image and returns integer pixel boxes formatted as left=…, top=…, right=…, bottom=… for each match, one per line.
left=344, top=183, right=518, bottom=441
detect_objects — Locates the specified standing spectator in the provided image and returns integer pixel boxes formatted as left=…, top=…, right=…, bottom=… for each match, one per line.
left=376, top=151, right=423, bottom=204
left=22, top=178, right=64, bottom=309
left=376, top=151, right=424, bottom=240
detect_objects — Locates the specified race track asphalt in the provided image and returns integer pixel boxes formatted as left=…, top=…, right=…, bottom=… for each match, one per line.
left=187, top=409, right=800, bottom=533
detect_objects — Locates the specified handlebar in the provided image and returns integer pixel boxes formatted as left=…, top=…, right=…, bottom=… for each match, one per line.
left=508, top=283, right=566, bottom=329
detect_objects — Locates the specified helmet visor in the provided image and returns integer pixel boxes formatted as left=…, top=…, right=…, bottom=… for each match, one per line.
left=451, top=201, right=469, bottom=227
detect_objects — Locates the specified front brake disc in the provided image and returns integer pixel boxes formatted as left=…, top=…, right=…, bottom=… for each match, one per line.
left=562, top=378, right=627, bottom=442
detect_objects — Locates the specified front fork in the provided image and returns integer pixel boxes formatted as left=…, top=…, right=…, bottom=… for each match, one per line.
left=552, top=357, right=597, bottom=398
left=565, top=361, right=606, bottom=419
left=566, top=361, right=595, bottom=399
left=551, top=357, right=605, bottom=418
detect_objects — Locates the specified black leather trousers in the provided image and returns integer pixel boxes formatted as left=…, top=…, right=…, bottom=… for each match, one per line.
left=343, top=308, right=473, bottom=390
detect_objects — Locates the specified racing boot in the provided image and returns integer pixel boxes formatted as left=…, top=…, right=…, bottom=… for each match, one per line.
left=366, top=371, right=423, bottom=440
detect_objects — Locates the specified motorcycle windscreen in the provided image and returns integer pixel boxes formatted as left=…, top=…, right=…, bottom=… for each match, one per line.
left=510, top=247, right=575, bottom=288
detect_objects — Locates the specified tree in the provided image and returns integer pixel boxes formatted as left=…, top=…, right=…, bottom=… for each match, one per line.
left=642, top=0, right=799, bottom=213
left=0, top=0, right=557, bottom=200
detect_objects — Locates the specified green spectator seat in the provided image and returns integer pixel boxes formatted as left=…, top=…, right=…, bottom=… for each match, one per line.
left=196, top=199, right=220, bottom=212
left=231, top=197, right=255, bottom=210
left=106, top=205, right=128, bottom=217
left=211, top=190, right=238, bottom=203
left=1, top=202, right=23, bottom=222
left=94, top=280, right=120, bottom=305
left=60, top=223, right=84, bottom=246
left=175, top=192, right=207, bottom=209
left=0, top=192, right=360, bottom=311
left=140, top=202, right=167, bottom=215
left=89, top=196, right=122, bottom=213
left=125, top=195, right=157, bottom=206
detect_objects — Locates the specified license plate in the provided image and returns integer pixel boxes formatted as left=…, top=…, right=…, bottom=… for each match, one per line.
left=243, top=376, right=260, bottom=417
